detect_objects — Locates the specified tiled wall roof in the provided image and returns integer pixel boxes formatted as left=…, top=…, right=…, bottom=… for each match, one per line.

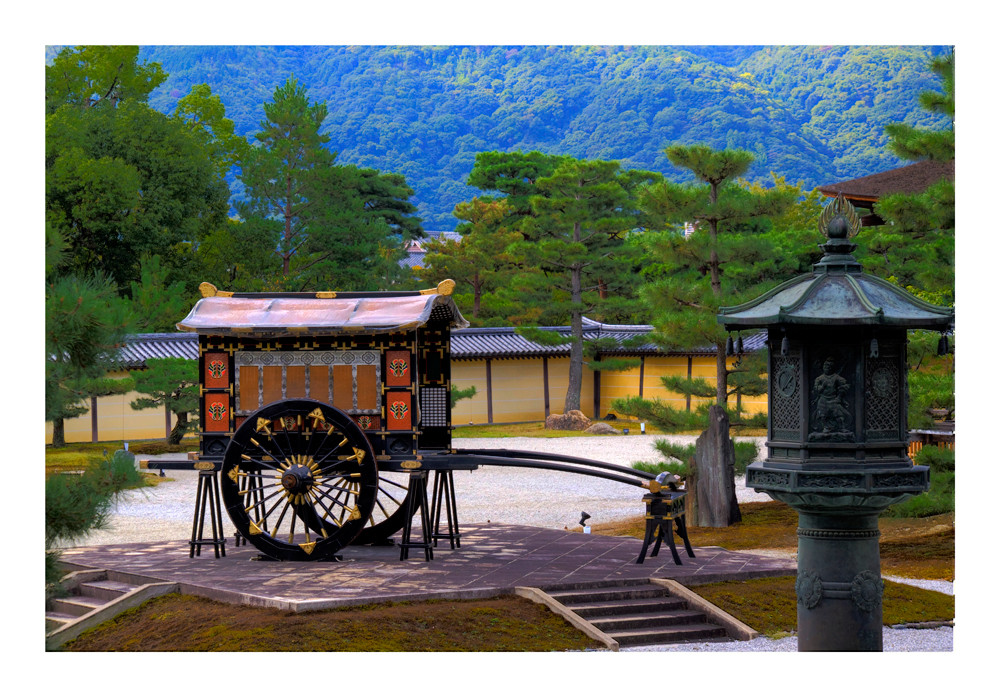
left=117, top=321, right=766, bottom=367
left=113, top=333, right=200, bottom=369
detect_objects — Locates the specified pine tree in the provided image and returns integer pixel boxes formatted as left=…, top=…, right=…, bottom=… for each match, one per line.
left=238, top=77, right=336, bottom=279
left=418, top=197, right=521, bottom=322
left=632, top=145, right=797, bottom=409
left=884, top=51, right=954, bottom=162
left=130, top=358, right=200, bottom=444
left=46, top=272, right=133, bottom=447
left=518, top=158, right=657, bottom=412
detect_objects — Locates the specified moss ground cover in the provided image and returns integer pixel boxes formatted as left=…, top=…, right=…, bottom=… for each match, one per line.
left=691, top=576, right=954, bottom=638
left=63, top=594, right=602, bottom=652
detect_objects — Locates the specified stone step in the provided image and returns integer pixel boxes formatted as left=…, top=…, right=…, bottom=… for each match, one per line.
left=45, top=612, right=76, bottom=633
left=608, top=623, right=731, bottom=647
left=589, top=609, right=708, bottom=632
left=78, top=579, right=139, bottom=602
left=547, top=585, right=667, bottom=605
left=569, top=596, right=688, bottom=618
left=48, top=595, right=104, bottom=618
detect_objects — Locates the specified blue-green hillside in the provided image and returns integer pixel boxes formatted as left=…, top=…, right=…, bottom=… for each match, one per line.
left=133, top=45, right=950, bottom=229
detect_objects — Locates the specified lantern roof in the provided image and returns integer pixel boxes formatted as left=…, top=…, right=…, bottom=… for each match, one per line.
left=718, top=195, right=954, bottom=330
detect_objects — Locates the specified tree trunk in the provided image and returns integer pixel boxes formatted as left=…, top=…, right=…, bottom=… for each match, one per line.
left=693, top=405, right=742, bottom=527
left=52, top=418, right=66, bottom=448
left=169, top=412, right=188, bottom=445
left=565, top=250, right=584, bottom=412
left=716, top=345, right=728, bottom=406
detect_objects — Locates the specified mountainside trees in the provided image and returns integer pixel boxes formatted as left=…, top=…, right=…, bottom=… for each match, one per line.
left=136, top=45, right=950, bottom=229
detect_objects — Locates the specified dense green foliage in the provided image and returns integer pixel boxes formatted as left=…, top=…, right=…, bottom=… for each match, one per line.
left=130, top=45, right=950, bottom=229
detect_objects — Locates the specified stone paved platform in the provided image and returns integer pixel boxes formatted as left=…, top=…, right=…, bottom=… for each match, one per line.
left=58, top=523, right=796, bottom=611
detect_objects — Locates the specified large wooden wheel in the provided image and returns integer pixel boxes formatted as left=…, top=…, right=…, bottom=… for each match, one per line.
left=221, top=399, right=378, bottom=561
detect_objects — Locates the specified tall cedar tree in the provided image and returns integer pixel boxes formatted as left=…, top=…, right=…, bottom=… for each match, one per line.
left=519, top=158, right=656, bottom=412
left=238, top=78, right=336, bottom=279
left=238, top=79, right=419, bottom=290
left=298, top=165, right=417, bottom=291
left=635, top=146, right=797, bottom=408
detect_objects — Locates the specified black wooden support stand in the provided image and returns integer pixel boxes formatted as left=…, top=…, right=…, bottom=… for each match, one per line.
left=399, top=471, right=433, bottom=561
left=430, top=469, right=461, bottom=549
left=190, top=467, right=226, bottom=559
left=636, top=490, right=694, bottom=565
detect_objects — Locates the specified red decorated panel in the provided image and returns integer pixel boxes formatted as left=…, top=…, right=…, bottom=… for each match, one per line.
left=203, top=352, right=229, bottom=389
left=385, top=350, right=411, bottom=387
left=353, top=414, right=380, bottom=431
left=386, top=392, right=412, bottom=430
left=204, top=394, right=230, bottom=432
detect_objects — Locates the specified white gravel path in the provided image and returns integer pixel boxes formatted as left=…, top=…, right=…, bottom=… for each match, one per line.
left=63, top=435, right=954, bottom=651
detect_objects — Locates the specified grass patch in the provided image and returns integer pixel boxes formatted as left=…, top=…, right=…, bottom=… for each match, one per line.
left=62, top=593, right=603, bottom=652
left=690, top=576, right=954, bottom=638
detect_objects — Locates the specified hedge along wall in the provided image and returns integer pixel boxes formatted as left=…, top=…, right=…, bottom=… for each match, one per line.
left=45, top=371, right=180, bottom=445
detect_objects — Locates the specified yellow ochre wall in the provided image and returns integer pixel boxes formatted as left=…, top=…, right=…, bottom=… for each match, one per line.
left=45, top=372, right=177, bottom=445
left=48, top=357, right=770, bottom=442
left=452, top=354, right=766, bottom=425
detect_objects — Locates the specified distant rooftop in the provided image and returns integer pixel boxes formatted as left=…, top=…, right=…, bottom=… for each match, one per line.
left=400, top=230, right=463, bottom=268
left=818, top=160, right=954, bottom=203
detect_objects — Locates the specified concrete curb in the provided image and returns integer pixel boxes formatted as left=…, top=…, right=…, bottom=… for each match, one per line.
left=649, top=578, right=759, bottom=641
left=515, top=586, right=619, bottom=651
left=46, top=578, right=179, bottom=650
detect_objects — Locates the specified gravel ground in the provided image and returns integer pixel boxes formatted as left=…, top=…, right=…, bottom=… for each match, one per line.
left=65, top=435, right=953, bottom=652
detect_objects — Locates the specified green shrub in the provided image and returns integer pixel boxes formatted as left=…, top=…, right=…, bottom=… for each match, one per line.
left=631, top=438, right=759, bottom=478
left=734, top=440, right=760, bottom=475
left=883, top=469, right=954, bottom=518
left=46, top=450, right=146, bottom=593
left=914, top=445, right=955, bottom=473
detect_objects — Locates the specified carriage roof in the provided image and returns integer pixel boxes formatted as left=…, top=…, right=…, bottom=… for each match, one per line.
left=177, top=280, right=469, bottom=338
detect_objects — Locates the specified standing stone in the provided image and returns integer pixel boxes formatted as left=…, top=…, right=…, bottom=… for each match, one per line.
left=693, top=405, right=742, bottom=527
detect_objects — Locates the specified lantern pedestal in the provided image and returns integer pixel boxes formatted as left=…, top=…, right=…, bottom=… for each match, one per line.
left=748, top=462, right=928, bottom=650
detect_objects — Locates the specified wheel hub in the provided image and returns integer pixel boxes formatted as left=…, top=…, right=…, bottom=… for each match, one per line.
left=281, top=463, right=314, bottom=495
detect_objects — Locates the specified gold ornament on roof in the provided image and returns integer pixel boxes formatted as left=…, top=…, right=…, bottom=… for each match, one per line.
left=817, top=193, right=861, bottom=238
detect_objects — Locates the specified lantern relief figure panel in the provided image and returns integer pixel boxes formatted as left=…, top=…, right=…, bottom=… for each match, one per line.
left=808, top=349, right=855, bottom=442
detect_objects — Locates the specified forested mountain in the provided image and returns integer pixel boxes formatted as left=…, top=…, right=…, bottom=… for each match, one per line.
left=127, top=45, right=950, bottom=229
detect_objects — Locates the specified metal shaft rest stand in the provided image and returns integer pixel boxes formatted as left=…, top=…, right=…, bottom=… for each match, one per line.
left=636, top=489, right=694, bottom=565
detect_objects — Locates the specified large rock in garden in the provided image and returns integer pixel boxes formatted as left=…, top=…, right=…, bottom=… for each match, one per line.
left=584, top=423, right=618, bottom=435
left=545, top=410, right=592, bottom=431
left=693, top=405, right=742, bottom=527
